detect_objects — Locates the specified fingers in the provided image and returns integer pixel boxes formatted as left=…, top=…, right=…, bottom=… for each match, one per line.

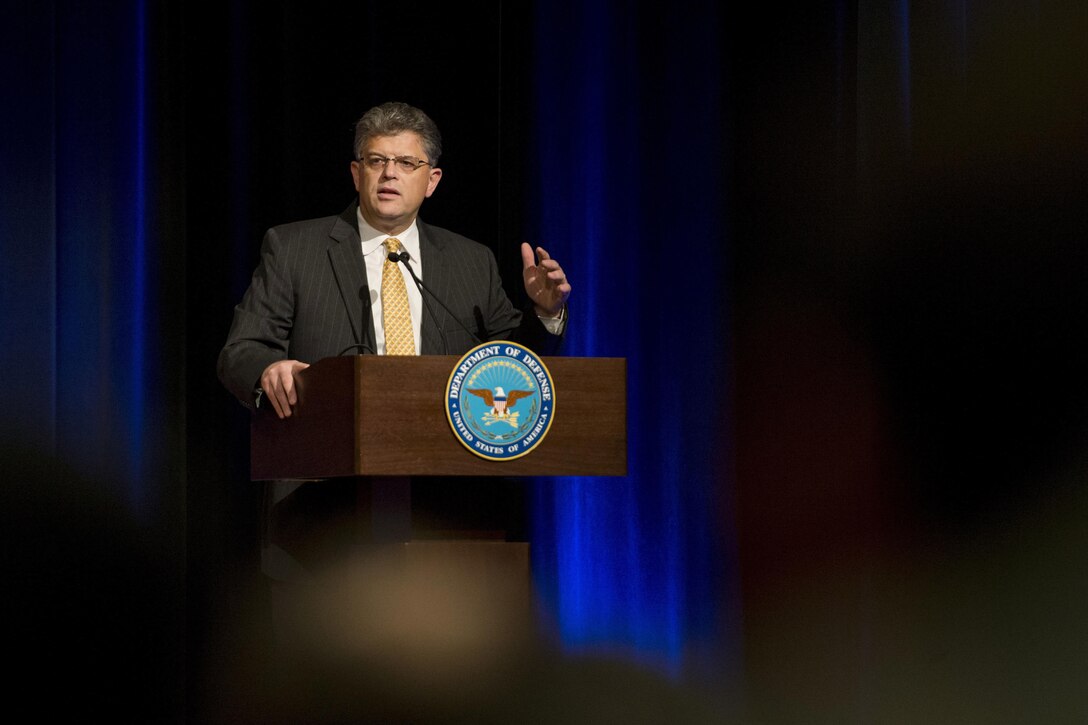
left=520, top=242, right=536, bottom=269
left=522, top=243, right=564, bottom=276
left=520, top=242, right=570, bottom=315
left=260, top=360, right=310, bottom=419
left=537, top=253, right=567, bottom=286
left=261, top=364, right=293, bottom=419
left=522, top=243, right=557, bottom=269
left=535, top=247, right=565, bottom=274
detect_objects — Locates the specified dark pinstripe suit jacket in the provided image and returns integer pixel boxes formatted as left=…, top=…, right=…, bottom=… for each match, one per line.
left=218, top=202, right=561, bottom=406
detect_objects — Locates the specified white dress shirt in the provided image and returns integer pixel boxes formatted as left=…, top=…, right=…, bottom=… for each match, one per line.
left=357, top=209, right=424, bottom=355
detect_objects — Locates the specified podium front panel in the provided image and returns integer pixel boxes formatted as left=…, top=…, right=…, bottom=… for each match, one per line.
left=251, top=355, right=626, bottom=480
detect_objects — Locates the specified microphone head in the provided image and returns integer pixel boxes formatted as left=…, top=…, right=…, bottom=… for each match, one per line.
left=387, top=252, right=399, bottom=263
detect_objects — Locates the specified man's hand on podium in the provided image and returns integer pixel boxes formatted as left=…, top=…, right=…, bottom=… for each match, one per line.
left=260, top=360, right=310, bottom=419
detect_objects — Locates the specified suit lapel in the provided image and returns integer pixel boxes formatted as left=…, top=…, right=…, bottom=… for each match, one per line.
left=418, top=220, right=452, bottom=355
left=327, top=203, right=376, bottom=352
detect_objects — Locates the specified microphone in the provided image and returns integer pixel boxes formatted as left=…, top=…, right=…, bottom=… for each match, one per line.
left=337, top=286, right=377, bottom=355
left=388, top=251, right=482, bottom=351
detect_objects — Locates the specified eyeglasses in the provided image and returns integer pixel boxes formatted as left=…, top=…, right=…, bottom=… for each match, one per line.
left=357, top=154, right=432, bottom=173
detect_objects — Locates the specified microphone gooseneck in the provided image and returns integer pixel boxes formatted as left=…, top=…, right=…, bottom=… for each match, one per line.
left=390, top=251, right=446, bottom=354
left=339, top=284, right=376, bottom=355
left=389, top=250, right=482, bottom=350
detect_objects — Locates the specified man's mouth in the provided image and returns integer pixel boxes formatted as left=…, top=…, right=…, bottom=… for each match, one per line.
left=377, top=186, right=400, bottom=198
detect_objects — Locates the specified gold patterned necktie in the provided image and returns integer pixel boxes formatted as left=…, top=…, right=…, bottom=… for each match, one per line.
left=382, top=237, right=416, bottom=355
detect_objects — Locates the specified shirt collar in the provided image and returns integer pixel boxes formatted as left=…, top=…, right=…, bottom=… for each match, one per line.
left=357, top=207, right=420, bottom=260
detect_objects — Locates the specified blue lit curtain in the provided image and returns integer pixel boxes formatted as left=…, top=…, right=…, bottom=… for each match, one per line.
left=1, top=1, right=178, bottom=520
left=1, top=1, right=184, bottom=717
left=527, top=0, right=735, bottom=679
left=523, top=0, right=1087, bottom=696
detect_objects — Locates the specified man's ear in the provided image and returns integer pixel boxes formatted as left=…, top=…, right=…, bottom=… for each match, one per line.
left=350, top=161, right=362, bottom=192
left=425, top=167, right=443, bottom=198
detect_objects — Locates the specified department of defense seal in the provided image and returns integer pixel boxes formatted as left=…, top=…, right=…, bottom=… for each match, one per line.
left=445, top=341, right=556, bottom=461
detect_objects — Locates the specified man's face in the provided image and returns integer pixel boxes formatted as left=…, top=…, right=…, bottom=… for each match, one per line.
left=350, top=131, right=442, bottom=235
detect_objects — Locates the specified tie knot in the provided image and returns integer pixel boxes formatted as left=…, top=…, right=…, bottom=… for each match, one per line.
left=385, top=237, right=403, bottom=254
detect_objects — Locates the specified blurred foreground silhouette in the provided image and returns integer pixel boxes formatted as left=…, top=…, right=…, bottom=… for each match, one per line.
left=203, top=542, right=729, bottom=724
left=2, top=442, right=179, bottom=721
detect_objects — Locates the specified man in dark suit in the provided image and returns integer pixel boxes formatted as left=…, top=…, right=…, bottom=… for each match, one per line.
left=219, top=101, right=570, bottom=416
left=217, top=101, right=570, bottom=584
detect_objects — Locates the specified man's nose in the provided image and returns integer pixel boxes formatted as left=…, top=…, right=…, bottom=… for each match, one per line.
left=380, top=158, right=400, bottom=179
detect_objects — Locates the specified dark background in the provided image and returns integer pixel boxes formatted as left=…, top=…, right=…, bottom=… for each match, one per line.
left=2, top=1, right=1086, bottom=722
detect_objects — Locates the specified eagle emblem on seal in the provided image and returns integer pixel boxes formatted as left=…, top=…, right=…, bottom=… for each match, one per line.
left=467, top=385, right=536, bottom=426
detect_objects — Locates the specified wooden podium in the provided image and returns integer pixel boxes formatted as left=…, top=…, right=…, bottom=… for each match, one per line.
left=250, top=354, right=625, bottom=649
left=251, top=354, right=627, bottom=481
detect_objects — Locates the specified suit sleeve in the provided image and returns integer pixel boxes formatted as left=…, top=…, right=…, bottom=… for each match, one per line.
left=217, top=227, right=295, bottom=407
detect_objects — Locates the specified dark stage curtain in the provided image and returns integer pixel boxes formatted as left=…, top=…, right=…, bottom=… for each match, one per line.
left=731, top=1, right=1088, bottom=722
left=1, top=1, right=185, bottom=720
left=3, top=0, right=1085, bottom=722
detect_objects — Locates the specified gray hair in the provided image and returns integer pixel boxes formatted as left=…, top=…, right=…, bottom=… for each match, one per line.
left=352, top=101, right=443, bottom=166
